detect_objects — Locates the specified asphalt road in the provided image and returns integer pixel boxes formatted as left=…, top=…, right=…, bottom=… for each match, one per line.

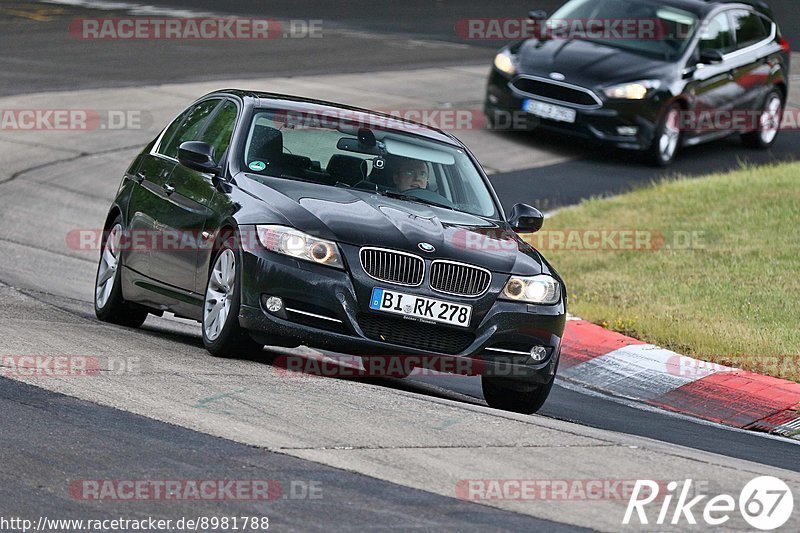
left=0, top=376, right=581, bottom=532
left=1, top=0, right=799, bottom=531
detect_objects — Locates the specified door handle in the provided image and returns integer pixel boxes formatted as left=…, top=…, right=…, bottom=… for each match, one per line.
left=162, top=183, right=176, bottom=195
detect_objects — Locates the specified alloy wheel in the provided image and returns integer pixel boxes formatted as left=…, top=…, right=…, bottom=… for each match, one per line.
left=95, top=223, right=122, bottom=309
left=759, top=94, right=782, bottom=145
left=204, top=249, right=236, bottom=341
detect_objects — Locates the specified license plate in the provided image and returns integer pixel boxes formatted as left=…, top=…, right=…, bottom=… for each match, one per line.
left=369, top=288, right=472, bottom=328
left=523, top=99, right=577, bottom=123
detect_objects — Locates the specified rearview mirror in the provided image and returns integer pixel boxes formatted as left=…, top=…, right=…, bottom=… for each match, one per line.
left=508, top=203, right=544, bottom=233
left=698, top=49, right=724, bottom=65
left=178, top=141, right=219, bottom=175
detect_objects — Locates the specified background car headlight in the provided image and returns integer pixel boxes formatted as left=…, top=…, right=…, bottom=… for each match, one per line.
left=493, top=49, right=517, bottom=76
left=603, top=80, right=660, bottom=100
left=256, top=225, right=344, bottom=269
left=500, top=275, right=561, bottom=304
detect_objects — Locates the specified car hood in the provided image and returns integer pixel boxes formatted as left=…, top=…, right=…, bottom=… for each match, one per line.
left=516, top=38, right=668, bottom=87
left=236, top=174, right=543, bottom=275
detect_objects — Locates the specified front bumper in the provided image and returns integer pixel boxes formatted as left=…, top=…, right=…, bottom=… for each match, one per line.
left=237, top=231, right=565, bottom=384
left=485, top=69, right=663, bottom=151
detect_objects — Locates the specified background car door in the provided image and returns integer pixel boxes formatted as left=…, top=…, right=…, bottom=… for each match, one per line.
left=144, top=98, right=223, bottom=290
left=727, top=9, right=773, bottom=112
left=684, top=11, right=739, bottom=138
left=151, top=99, right=239, bottom=293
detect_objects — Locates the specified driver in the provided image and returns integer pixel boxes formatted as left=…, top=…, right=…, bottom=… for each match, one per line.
left=392, top=158, right=429, bottom=192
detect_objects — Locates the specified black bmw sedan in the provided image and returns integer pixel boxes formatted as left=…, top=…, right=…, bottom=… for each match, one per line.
left=94, top=90, right=566, bottom=413
left=485, top=0, right=791, bottom=165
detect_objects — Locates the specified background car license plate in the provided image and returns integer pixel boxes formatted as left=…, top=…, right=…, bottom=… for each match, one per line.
left=369, top=288, right=472, bottom=328
left=523, top=99, right=577, bottom=123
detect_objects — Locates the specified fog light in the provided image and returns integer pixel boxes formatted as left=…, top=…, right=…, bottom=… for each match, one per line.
left=529, top=346, right=548, bottom=363
left=488, top=94, right=499, bottom=104
left=617, top=126, right=639, bottom=136
left=264, top=296, right=283, bottom=313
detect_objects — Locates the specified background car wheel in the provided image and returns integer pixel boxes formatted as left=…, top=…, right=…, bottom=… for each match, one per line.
left=94, top=218, right=149, bottom=328
left=646, top=103, right=682, bottom=167
left=742, top=89, right=783, bottom=149
left=203, top=235, right=264, bottom=358
left=481, top=373, right=555, bottom=414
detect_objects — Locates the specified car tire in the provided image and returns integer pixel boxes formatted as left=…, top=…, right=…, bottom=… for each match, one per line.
left=481, top=372, right=555, bottom=414
left=94, top=218, right=149, bottom=328
left=741, top=89, right=783, bottom=149
left=646, top=103, right=682, bottom=167
left=202, top=234, right=265, bottom=358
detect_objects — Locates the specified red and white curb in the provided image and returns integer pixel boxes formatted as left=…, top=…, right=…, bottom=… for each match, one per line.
left=559, top=318, right=800, bottom=441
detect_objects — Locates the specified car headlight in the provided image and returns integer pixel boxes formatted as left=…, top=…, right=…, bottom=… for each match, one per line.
left=603, top=80, right=661, bottom=100
left=256, top=225, right=344, bottom=269
left=493, top=49, right=517, bottom=76
left=501, top=274, right=561, bottom=305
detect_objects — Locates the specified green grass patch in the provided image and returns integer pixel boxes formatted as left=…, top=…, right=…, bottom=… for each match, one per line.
left=539, top=162, right=800, bottom=381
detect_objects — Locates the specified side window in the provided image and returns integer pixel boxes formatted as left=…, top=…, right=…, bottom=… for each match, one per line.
left=159, top=99, right=222, bottom=159
left=698, top=12, right=734, bottom=54
left=156, top=110, right=188, bottom=156
left=200, top=101, right=238, bottom=164
left=730, top=10, right=769, bottom=50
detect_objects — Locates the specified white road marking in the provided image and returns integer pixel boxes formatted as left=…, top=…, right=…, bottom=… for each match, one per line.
left=560, top=343, right=711, bottom=401
left=41, top=0, right=218, bottom=17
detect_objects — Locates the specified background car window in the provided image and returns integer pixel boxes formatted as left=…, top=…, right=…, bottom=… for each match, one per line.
left=730, top=10, right=769, bottom=50
left=159, top=99, right=222, bottom=159
left=698, top=12, right=735, bottom=54
left=200, top=101, right=238, bottom=163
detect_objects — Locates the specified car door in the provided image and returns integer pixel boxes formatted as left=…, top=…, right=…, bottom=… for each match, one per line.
left=726, top=9, right=773, bottom=113
left=684, top=11, right=739, bottom=138
left=169, top=99, right=240, bottom=294
left=149, top=99, right=240, bottom=293
left=123, top=108, right=186, bottom=278
left=144, top=98, right=223, bottom=290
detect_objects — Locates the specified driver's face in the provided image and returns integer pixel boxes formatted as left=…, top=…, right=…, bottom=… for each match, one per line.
left=392, top=162, right=428, bottom=192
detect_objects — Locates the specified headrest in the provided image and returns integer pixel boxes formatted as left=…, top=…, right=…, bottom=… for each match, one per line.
left=327, top=154, right=367, bottom=186
left=248, top=125, right=283, bottom=164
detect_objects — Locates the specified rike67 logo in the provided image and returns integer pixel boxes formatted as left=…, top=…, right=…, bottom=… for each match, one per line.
left=624, top=477, right=794, bottom=530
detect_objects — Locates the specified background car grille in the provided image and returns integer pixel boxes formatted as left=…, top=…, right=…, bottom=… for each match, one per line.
left=360, top=248, right=424, bottom=286
left=358, top=314, right=474, bottom=354
left=430, top=261, right=491, bottom=297
left=510, top=77, right=600, bottom=108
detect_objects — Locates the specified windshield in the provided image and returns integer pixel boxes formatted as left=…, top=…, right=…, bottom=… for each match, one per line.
left=548, top=0, right=700, bottom=60
left=242, top=109, right=499, bottom=218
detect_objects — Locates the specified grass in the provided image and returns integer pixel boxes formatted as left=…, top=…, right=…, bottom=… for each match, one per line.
left=534, top=161, right=800, bottom=382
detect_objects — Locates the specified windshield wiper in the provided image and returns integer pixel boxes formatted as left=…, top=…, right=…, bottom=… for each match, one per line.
left=380, top=190, right=455, bottom=210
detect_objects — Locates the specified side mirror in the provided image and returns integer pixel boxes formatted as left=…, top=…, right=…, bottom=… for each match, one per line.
left=698, top=49, right=724, bottom=65
left=528, top=10, right=548, bottom=21
left=178, top=141, right=219, bottom=175
left=508, top=203, right=544, bottom=233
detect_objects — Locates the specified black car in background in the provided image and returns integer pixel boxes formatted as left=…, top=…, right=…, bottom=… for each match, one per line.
left=94, top=91, right=566, bottom=413
left=485, top=0, right=791, bottom=165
